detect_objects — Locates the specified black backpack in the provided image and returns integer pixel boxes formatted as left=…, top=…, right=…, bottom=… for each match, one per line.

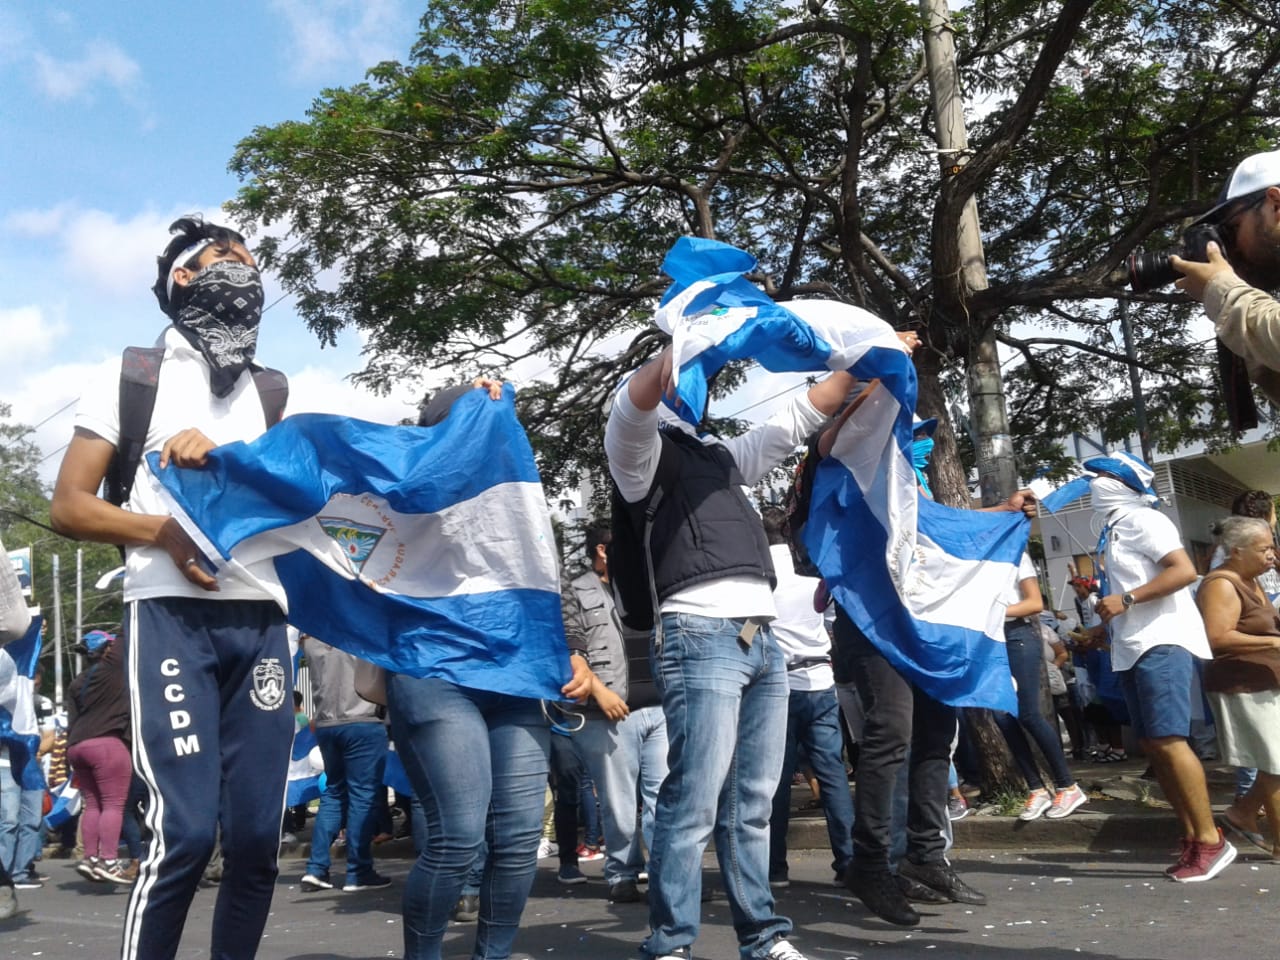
left=606, top=434, right=680, bottom=632
left=103, top=343, right=289, bottom=507
left=780, top=433, right=823, bottom=578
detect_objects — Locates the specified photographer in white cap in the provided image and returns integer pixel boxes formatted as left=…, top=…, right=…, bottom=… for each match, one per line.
left=1173, top=148, right=1280, bottom=402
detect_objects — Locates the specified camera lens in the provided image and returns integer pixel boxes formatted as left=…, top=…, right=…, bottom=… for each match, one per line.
left=1126, top=251, right=1180, bottom=292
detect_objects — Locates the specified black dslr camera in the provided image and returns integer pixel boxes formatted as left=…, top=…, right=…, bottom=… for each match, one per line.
left=1126, top=222, right=1225, bottom=292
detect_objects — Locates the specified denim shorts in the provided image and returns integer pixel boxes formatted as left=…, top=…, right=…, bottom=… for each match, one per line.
left=1116, top=644, right=1194, bottom=740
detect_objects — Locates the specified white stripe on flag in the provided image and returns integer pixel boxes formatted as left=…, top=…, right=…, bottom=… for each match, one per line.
left=169, top=480, right=560, bottom=605
left=907, top=534, right=1016, bottom=641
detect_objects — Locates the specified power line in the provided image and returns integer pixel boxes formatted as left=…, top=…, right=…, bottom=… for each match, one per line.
left=2, top=397, right=79, bottom=449
left=723, top=379, right=811, bottom=419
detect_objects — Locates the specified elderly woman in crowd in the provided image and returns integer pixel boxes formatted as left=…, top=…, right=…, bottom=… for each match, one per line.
left=1196, top=516, right=1280, bottom=860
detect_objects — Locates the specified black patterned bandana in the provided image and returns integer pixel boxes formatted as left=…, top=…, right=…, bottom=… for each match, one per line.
left=173, top=260, right=265, bottom=397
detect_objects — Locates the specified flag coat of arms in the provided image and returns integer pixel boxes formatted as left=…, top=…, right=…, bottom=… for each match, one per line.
left=149, top=387, right=571, bottom=702
left=653, top=237, right=1025, bottom=712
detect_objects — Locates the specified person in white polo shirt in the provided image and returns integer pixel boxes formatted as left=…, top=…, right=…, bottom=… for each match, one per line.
left=1084, top=451, right=1235, bottom=883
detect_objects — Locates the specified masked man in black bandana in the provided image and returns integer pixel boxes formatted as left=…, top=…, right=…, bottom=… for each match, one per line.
left=52, top=217, right=296, bottom=960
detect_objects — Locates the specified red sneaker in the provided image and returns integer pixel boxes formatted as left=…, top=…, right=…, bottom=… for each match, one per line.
left=1164, top=837, right=1193, bottom=876
left=1168, top=829, right=1236, bottom=883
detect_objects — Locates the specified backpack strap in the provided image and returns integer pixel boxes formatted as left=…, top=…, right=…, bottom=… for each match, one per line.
left=104, top=346, right=165, bottom=507
left=251, top=366, right=289, bottom=426
left=105, top=352, right=289, bottom=508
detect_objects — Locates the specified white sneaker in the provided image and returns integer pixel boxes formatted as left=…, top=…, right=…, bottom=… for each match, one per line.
left=1045, top=783, right=1088, bottom=820
left=766, top=939, right=810, bottom=960
left=536, top=838, right=559, bottom=859
left=1018, top=789, right=1053, bottom=821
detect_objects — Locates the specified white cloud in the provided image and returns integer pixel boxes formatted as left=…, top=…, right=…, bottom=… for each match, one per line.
left=270, top=0, right=408, bottom=81
left=32, top=38, right=140, bottom=101
left=0, top=305, right=69, bottom=373
left=285, top=363, right=424, bottom=424
left=3, top=202, right=239, bottom=301
left=3, top=203, right=74, bottom=237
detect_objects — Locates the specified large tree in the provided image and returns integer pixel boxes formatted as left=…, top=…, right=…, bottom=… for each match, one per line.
left=229, top=0, right=1280, bottom=501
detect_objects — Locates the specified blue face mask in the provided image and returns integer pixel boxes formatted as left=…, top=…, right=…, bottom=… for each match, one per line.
left=911, top=437, right=934, bottom=498
left=912, top=437, right=934, bottom=469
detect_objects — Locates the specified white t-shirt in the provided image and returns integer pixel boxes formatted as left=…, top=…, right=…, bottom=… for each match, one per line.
left=1102, top=507, right=1211, bottom=671
left=74, top=327, right=278, bottom=603
left=1003, top=552, right=1039, bottom=620
left=768, top=545, right=834, bottom=692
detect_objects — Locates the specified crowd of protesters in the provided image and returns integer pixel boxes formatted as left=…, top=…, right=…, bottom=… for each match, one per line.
left=5, top=147, right=1280, bottom=958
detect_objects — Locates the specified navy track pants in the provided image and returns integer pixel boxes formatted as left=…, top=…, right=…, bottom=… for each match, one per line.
left=120, top=597, right=293, bottom=960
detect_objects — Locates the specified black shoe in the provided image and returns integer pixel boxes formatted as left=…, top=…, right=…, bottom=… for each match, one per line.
left=845, top=867, right=920, bottom=926
left=895, top=872, right=949, bottom=904
left=897, top=859, right=986, bottom=906
left=452, top=893, right=480, bottom=922
left=768, top=871, right=790, bottom=889
left=609, top=878, right=645, bottom=903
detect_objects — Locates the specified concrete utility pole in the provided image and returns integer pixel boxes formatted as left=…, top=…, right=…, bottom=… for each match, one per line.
left=921, top=0, right=1020, bottom=505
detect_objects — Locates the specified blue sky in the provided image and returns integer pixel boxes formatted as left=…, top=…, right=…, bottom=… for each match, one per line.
left=0, top=0, right=436, bottom=483
left=0, top=0, right=814, bottom=489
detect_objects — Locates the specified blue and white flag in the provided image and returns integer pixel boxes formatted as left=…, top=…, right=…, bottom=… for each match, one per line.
left=654, top=237, right=1026, bottom=712
left=655, top=237, right=903, bottom=424
left=148, top=387, right=572, bottom=702
left=285, top=723, right=324, bottom=807
left=1, top=614, right=45, bottom=789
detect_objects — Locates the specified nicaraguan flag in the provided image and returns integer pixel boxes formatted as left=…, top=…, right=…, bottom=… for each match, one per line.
left=652, top=236, right=1026, bottom=712
left=1, top=614, right=45, bottom=789
left=148, top=387, right=571, bottom=702
left=286, top=723, right=324, bottom=806
left=802, top=375, right=1025, bottom=712
left=654, top=237, right=901, bottom=424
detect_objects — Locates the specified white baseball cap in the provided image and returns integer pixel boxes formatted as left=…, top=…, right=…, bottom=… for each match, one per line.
left=1193, top=148, right=1280, bottom=225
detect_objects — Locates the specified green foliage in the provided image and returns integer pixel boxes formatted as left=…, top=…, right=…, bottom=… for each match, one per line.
left=0, top=403, right=124, bottom=669
left=229, top=0, right=1280, bottom=493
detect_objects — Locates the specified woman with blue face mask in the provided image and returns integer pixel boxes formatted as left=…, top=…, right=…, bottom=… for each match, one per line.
left=910, top=417, right=936, bottom=500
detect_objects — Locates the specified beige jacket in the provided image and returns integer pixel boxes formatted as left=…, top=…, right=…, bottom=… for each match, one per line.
left=1204, top=273, right=1280, bottom=405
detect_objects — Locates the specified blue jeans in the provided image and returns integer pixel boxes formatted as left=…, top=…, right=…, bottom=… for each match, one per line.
left=0, top=772, right=43, bottom=883
left=387, top=676, right=549, bottom=960
left=644, top=613, right=791, bottom=960
left=994, top=621, right=1074, bottom=791
left=577, top=705, right=668, bottom=886
left=306, top=722, right=389, bottom=884
left=769, top=687, right=854, bottom=878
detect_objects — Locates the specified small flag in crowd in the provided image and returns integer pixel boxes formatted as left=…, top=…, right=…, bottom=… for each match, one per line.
left=0, top=614, right=46, bottom=789
left=148, top=386, right=571, bottom=702
left=654, top=237, right=1025, bottom=712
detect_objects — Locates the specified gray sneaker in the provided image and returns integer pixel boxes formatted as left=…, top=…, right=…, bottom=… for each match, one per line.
left=0, top=884, right=16, bottom=921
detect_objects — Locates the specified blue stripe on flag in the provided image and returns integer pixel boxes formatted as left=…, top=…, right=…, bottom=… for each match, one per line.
left=275, top=551, right=569, bottom=701
left=917, top=496, right=1029, bottom=565
left=1039, top=476, right=1091, bottom=513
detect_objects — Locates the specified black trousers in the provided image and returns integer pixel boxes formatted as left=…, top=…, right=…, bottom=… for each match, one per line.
left=835, top=606, right=954, bottom=869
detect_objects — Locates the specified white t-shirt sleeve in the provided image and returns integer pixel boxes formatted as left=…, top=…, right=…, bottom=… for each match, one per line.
left=719, top=392, right=828, bottom=485
left=73, top=364, right=123, bottom=447
left=1131, top=511, right=1185, bottom=562
left=1017, top=552, right=1037, bottom=582
left=604, top=386, right=662, bottom=503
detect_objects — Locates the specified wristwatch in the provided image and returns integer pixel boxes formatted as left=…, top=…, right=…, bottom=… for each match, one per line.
left=1122, top=592, right=1136, bottom=609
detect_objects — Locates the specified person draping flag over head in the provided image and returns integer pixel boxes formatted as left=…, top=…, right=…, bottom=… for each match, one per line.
left=147, top=386, right=571, bottom=702
left=653, top=237, right=1025, bottom=712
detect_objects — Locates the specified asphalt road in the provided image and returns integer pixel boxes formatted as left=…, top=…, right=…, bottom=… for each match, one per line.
left=3, top=845, right=1277, bottom=959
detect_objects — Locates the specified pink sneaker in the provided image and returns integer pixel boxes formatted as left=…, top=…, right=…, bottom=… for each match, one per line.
left=1045, top=784, right=1088, bottom=820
